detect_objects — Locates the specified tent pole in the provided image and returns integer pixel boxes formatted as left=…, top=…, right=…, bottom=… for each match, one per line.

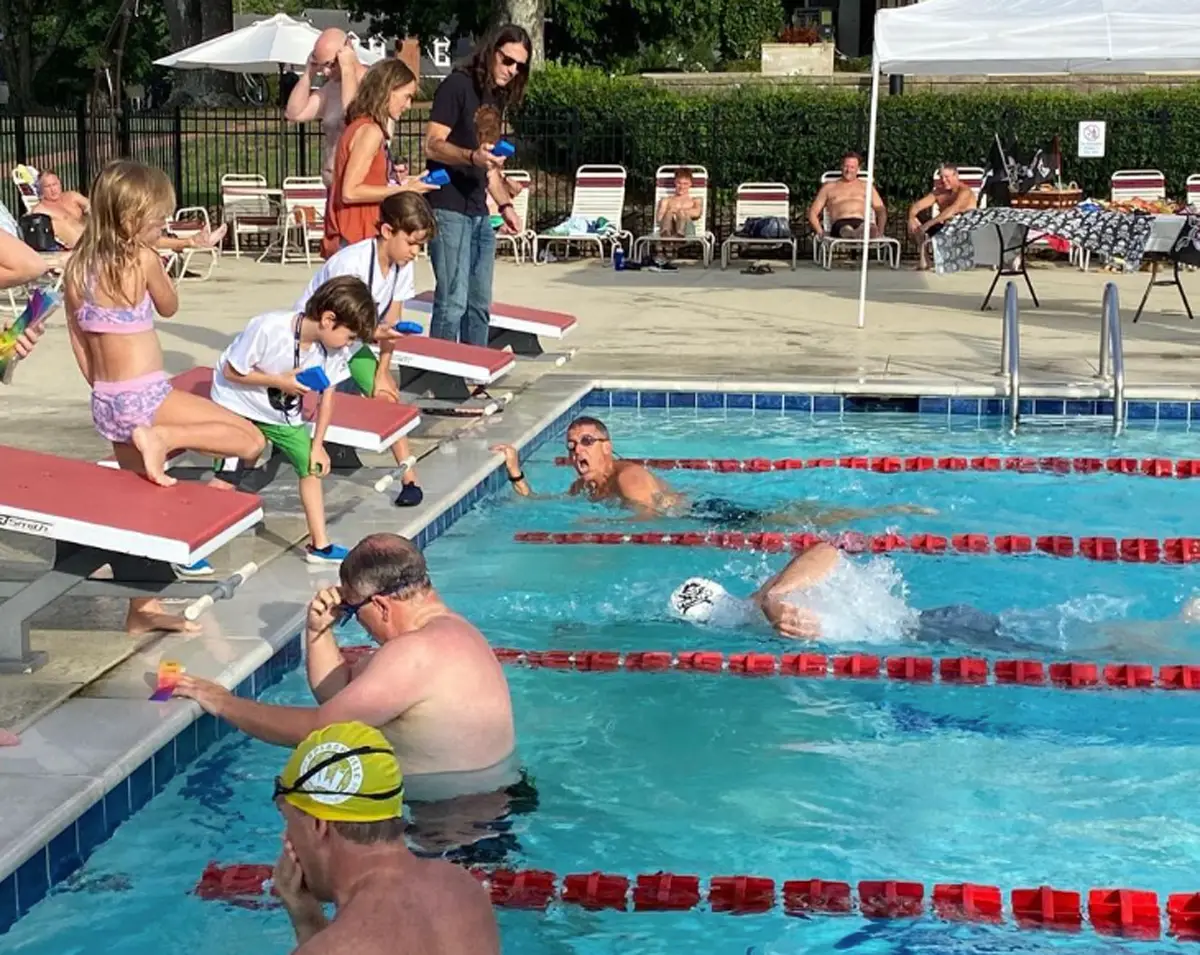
left=857, top=51, right=882, bottom=329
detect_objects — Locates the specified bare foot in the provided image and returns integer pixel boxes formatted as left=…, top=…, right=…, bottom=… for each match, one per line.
left=126, top=599, right=201, bottom=636
left=132, top=426, right=177, bottom=488
left=898, top=504, right=938, bottom=516
left=0, top=729, right=19, bottom=746
left=193, top=223, right=227, bottom=249
left=207, top=477, right=234, bottom=491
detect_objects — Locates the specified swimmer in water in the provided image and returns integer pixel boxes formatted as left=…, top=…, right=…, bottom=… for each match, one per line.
left=492, top=416, right=935, bottom=528
left=671, top=542, right=1200, bottom=653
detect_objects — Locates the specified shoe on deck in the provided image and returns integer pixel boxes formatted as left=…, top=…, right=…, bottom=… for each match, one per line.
left=173, top=558, right=214, bottom=578
left=306, top=543, right=350, bottom=565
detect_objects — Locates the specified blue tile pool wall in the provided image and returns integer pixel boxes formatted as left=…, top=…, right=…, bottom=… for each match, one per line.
left=586, top=390, right=1200, bottom=422
left=0, top=394, right=593, bottom=937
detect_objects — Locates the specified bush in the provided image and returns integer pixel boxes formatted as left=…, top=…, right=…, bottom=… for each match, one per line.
left=519, top=66, right=1200, bottom=203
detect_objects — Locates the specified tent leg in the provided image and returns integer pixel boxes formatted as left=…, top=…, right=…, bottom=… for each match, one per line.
left=856, top=53, right=883, bottom=330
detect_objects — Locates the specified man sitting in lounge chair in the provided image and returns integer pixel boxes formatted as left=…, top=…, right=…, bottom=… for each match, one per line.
left=648, top=167, right=703, bottom=271
left=808, top=152, right=887, bottom=241
left=907, top=163, right=978, bottom=269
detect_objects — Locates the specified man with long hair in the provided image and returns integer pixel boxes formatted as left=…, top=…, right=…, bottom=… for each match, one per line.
left=423, top=24, right=532, bottom=348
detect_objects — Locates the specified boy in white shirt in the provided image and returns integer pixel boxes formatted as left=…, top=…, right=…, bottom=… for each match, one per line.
left=296, top=192, right=434, bottom=507
left=212, top=275, right=376, bottom=564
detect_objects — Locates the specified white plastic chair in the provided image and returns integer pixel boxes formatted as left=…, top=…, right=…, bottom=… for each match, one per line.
left=11, top=165, right=40, bottom=213
left=813, top=170, right=899, bottom=270
left=495, top=169, right=533, bottom=264
left=280, top=176, right=327, bottom=267
left=165, top=206, right=218, bottom=281
left=632, top=165, right=716, bottom=268
left=532, top=164, right=632, bottom=264
left=720, top=182, right=796, bottom=270
left=220, top=173, right=281, bottom=260
left=1188, top=174, right=1200, bottom=211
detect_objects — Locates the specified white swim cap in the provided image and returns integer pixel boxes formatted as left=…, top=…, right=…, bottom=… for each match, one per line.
left=670, top=577, right=732, bottom=624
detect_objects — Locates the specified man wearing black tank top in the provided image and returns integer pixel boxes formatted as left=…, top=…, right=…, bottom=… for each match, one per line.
left=423, top=25, right=531, bottom=348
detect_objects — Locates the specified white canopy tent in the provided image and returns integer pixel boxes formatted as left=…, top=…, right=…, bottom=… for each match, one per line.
left=855, top=0, right=1200, bottom=327
left=154, top=13, right=386, bottom=73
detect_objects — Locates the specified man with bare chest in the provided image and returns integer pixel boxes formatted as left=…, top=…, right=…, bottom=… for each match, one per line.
left=808, top=151, right=888, bottom=240
left=32, top=171, right=89, bottom=248
left=493, top=416, right=935, bottom=527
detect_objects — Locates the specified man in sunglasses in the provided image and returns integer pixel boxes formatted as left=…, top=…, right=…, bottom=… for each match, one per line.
left=423, top=24, right=532, bottom=349
left=285, top=28, right=370, bottom=188
left=494, top=416, right=935, bottom=527
left=271, top=721, right=499, bottom=953
left=174, top=533, right=521, bottom=818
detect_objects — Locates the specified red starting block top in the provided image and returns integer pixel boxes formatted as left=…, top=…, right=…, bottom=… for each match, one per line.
left=0, top=445, right=262, bottom=566
left=406, top=291, right=577, bottom=339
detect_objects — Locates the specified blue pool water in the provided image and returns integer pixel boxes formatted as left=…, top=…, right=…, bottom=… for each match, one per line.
left=9, top=410, right=1200, bottom=954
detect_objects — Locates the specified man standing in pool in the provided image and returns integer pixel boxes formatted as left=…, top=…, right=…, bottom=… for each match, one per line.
left=272, top=721, right=500, bottom=954
left=174, top=533, right=533, bottom=860
left=492, top=416, right=935, bottom=527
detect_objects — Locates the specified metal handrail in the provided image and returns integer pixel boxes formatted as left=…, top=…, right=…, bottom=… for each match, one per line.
left=1099, top=281, right=1126, bottom=433
left=999, top=281, right=1020, bottom=431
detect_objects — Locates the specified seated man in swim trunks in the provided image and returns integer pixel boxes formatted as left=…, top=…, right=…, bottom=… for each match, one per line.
left=272, top=722, right=500, bottom=954
left=807, top=151, right=887, bottom=242
left=672, top=542, right=1200, bottom=653
left=493, top=416, right=934, bottom=528
left=175, top=533, right=529, bottom=861
left=907, top=163, right=978, bottom=269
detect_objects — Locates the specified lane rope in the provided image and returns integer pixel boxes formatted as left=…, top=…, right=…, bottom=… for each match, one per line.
left=337, top=646, right=1200, bottom=695
left=552, top=455, right=1200, bottom=479
left=514, top=531, right=1200, bottom=564
left=194, top=863, right=1200, bottom=940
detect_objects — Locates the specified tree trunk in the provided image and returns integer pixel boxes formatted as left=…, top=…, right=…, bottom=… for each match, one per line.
left=160, top=0, right=238, bottom=105
left=493, top=0, right=545, bottom=68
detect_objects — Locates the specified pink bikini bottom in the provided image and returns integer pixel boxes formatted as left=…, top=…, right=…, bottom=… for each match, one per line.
left=91, top=371, right=173, bottom=444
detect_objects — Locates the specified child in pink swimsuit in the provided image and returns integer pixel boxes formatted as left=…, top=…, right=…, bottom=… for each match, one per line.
left=63, top=160, right=267, bottom=634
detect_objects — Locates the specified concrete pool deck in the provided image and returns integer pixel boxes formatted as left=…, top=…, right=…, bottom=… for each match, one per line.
left=0, top=248, right=1198, bottom=919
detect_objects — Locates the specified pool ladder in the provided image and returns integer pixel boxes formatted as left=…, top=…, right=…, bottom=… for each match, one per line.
left=998, top=280, right=1126, bottom=434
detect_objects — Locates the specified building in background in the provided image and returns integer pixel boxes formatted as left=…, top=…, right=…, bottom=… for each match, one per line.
left=787, top=0, right=918, bottom=59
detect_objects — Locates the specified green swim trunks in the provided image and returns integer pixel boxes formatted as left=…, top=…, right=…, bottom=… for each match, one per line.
left=257, top=421, right=315, bottom=476
left=347, top=345, right=379, bottom=396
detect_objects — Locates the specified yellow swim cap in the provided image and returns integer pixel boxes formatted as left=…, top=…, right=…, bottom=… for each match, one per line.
left=276, top=722, right=403, bottom=823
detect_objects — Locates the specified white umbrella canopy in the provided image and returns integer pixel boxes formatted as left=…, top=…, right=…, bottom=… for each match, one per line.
left=154, top=13, right=387, bottom=73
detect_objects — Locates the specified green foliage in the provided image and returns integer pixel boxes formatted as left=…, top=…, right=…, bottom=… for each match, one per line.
left=519, top=67, right=1200, bottom=202
left=716, top=0, right=785, bottom=61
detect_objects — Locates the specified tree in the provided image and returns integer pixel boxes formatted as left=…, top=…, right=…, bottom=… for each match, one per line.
left=0, top=0, right=76, bottom=108
left=160, top=0, right=237, bottom=104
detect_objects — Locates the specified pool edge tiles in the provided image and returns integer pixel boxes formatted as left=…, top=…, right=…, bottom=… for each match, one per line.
left=0, top=377, right=595, bottom=936
left=585, top=386, right=1200, bottom=422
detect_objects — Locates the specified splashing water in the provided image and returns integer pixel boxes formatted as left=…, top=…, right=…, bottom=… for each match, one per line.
left=783, top=555, right=921, bottom=644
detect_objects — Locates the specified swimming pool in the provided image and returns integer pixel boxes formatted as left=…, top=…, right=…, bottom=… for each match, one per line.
left=8, top=406, right=1200, bottom=954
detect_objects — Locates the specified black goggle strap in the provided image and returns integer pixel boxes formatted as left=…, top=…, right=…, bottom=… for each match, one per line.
left=277, top=745, right=404, bottom=801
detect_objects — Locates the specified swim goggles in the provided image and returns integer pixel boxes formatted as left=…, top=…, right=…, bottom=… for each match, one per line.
left=273, top=745, right=404, bottom=803
left=335, top=572, right=430, bottom=626
left=565, top=435, right=609, bottom=452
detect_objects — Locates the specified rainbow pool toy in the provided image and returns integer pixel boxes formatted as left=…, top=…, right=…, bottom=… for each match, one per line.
left=0, top=288, right=61, bottom=382
left=150, top=661, right=184, bottom=702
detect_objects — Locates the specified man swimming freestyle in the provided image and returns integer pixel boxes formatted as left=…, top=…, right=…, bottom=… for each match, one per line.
left=272, top=721, right=499, bottom=954
left=671, top=541, right=1200, bottom=653
left=175, top=533, right=530, bottom=858
left=493, top=416, right=934, bottom=527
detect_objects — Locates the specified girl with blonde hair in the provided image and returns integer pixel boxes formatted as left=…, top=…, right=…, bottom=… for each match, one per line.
left=64, top=160, right=266, bottom=631
left=321, top=58, right=436, bottom=259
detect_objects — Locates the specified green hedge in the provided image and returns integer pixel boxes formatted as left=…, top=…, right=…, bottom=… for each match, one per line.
left=516, top=65, right=1200, bottom=203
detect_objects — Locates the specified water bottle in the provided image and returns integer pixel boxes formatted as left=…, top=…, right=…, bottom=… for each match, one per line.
left=613, top=246, right=625, bottom=271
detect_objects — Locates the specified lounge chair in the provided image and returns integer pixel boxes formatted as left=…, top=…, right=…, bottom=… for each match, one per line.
left=0, top=445, right=264, bottom=672
left=166, top=206, right=220, bottom=281
left=280, top=176, right=327, bottom=267
left=1188, top=174, right=1200, bottom=211
left=495, top=170, right=534, bottom=264
left=220, top=173, right=282, bottom=260
left=720, top=182, right=796, bottom=270
left=813, top=170, right=899, bottom=270
left=632, top=165, right=716, bottom=268
left=404, top=291, right=577, bottom=360
left=531, top=165, right=632, bottom=265
left=10, top=165, right=39, bottom=213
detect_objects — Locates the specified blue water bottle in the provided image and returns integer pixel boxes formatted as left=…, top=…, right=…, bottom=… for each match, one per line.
left=613, top=245, right=625, bottom=271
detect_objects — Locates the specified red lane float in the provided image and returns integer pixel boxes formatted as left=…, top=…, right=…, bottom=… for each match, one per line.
left=552, top=455, right=1200, bottom=479
left=340, top=644, right=1200, bottom=696
left=193, top=863, right=1200, bottom=939
left=514, top=530, right=1200, bottom=564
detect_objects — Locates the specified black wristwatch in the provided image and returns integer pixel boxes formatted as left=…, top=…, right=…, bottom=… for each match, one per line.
left=498, top=202, right=514, bottom=212
left=507, top=470, right=525, bottom=483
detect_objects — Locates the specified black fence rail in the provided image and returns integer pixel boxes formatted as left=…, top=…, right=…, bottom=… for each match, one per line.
left=0, top=104, right=1195, bottom=263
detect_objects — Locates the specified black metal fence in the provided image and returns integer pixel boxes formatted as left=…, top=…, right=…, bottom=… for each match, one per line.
left=1, top=104, right=1195, bottom=260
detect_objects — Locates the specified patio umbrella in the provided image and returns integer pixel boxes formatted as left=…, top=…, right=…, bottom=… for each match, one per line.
left=154, top=13, right=385, bottom=73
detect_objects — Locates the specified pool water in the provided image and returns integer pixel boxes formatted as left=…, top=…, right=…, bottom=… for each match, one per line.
left=10, top=410, right=1200, bottom=955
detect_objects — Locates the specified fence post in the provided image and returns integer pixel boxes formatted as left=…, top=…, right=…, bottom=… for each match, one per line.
left=118, top=107, right=131, bottom=158
left=1158, top=107, right=1171, bottom=178
left=75, top=104, right=89, bottom=192
left=14, top=114, right=27, bottom=165
left=172, top=108, right=184, bottom=203
left=298, top=123, right=308, bottom=178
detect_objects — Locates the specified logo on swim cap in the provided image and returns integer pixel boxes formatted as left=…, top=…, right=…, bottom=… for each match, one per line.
left=670, top=577, right=727, bottom=623
left=296, top=741, right=364, bottom=806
